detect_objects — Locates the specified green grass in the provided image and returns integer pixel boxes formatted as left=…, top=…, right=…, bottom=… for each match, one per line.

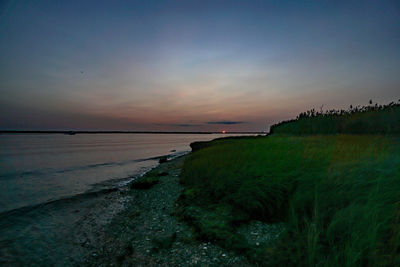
left=178, top=135, right=400, bottom=266
left=270, top=101, right=400, bottom=135
left=130, top=169, right=162, bottom=189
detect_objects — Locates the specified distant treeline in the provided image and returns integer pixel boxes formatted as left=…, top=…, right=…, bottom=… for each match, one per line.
left=270, top=100, right=400, bottom=134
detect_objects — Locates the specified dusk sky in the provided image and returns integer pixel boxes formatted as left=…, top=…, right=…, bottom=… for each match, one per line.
left=0, top=0, right=399, bottom=132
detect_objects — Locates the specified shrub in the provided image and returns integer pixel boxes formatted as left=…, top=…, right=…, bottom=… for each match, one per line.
left=130, top=176, right=159, bottom=189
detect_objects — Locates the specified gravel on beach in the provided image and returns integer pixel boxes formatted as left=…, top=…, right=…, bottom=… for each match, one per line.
left=84, top=156, right=252, bottom=266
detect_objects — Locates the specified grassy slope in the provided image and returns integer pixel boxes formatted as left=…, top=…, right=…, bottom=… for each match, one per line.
left=178, top=135, right=400, bottom=266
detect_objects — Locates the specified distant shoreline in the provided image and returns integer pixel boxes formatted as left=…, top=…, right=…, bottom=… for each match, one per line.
left=0, top=130, right=264, bottom=135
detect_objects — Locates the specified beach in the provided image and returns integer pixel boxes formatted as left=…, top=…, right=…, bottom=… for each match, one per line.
left=84, top=155, right=251, bottom=266
left=0, top=133, right=253, bottom=266
left=1, top=153, right=250, bottom=266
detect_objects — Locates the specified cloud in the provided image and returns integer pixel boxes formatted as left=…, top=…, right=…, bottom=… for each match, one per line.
left=171, top=123, right=202, bottom=127
left=206, top=121, right=246, bottom=125
left=154, top=123, right=202, bottom=127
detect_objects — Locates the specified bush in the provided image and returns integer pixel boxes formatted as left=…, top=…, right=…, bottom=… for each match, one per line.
left=130, top=176, right=159, bottom=189
left=151, top=232, right=177, bottom=251
left=159, top=156, right=168, bottom=163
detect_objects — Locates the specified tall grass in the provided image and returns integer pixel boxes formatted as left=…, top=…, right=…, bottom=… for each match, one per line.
left=178, top=135, right=400, bottom=266
left=270, top=101, right=400, bottom=134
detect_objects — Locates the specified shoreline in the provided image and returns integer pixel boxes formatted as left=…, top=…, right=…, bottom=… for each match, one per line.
left=85, top=154, right=252, bottom=266
left=0, top=180, right=132, bottom=266
left=0, top=151, right=185, bottom=216
left=1, top=142, right=262, bottom=266
left=0, top=153, right=185, bottom=266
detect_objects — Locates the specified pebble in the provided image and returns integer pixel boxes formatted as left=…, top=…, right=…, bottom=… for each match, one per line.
left=85, top=156, right=253, bottom=266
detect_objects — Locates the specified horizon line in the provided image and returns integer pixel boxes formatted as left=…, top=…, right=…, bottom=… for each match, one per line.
left=0, top=130, right=266, bottom=135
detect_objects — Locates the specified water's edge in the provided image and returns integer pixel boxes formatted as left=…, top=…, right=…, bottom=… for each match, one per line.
left=0, top=152, right=189, bottom=266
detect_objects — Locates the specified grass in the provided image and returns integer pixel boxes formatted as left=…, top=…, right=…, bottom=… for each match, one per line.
left=151, top=232, right=177, bottom=251
left=130, top=167, right=171, bottom=190
left=130, top=169, right=162, bottom=189
left=270, top=101, right=400, bottom=135
left=177, top=135, right=400, bottom=266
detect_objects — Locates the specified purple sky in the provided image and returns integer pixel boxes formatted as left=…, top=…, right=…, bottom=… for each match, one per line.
left=1, top=0, right=399, bottom=131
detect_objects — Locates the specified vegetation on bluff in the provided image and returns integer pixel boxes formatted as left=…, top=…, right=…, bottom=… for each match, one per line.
left=270, top=100, right=400, bottom=134
left=177, top=102, right=400, bottom=266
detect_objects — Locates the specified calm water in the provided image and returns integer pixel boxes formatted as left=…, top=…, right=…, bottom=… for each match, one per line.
left=0, top=133, right=239, bottom=213
left=0, top=133, right=249, bottom=265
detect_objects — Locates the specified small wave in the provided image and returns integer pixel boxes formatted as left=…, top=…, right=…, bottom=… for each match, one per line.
left=0, top=188, right=119, bottom=221
left=55, top=161, right=120, bottom=173
left=0, top=169, right=49, bottom=179
left=134, top=151, right=188, bottom=162
left=0, top=150, right=189, bottom=220
left=1, top=153, right=176, bottom=178
left=86, top=151, right=189, bottom=189
left=60, top=150, right=188, bottom=173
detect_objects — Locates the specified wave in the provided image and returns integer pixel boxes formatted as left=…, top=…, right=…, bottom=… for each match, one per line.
left=0, top=151, right=189, bottom=220
left=0, top=187, right=119, bottom=222
left=1, top=151, right=188, bottom=179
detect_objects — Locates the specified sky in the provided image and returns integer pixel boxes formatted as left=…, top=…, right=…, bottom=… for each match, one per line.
left=0, top=0, right=399, bottom=132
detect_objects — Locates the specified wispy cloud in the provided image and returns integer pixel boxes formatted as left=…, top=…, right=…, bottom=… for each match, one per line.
left=206, top=121, right=246, bottom=125
left=154, top=123, right=202, bottom=127
left=170, top=123, right=202, bottom=127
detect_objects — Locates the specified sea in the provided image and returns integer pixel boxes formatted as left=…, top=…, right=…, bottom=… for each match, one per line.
left=0, top=133, right=251, bottom=265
